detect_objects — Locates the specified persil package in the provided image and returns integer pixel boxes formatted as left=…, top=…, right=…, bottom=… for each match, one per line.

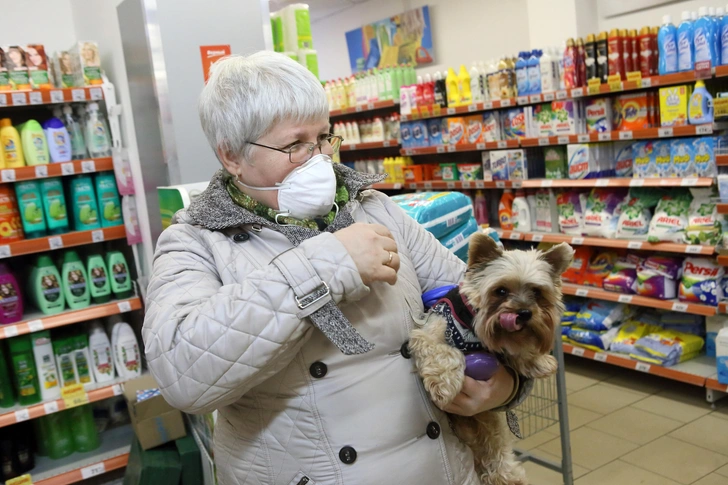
left=647, top=193, right=690, bottom=243
left=437, top=217, right=479, bottom=262
left=610, top=321, right=657, bottom=355
left=391, top=192, right=473, bottom=239
left=575, top=301, right=629, bottom=331
left=636, top=256, right=682, bottom=300
left=535, top=189, right=559, bottom=233
left=679, top=257, right=725, bottom=306
left=685, top=188, right=722, bottom=246
left=565, top=325, right=621, bottom=351
left=583, top=189, right=627, bottom=239
left=557, top=191, right=587, bottom=235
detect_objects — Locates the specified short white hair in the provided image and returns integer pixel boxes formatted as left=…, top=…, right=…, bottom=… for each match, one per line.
left=198, top=51, right=328, bottom=161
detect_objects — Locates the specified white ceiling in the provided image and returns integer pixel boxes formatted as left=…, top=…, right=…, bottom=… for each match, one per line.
left=269, top=0, right=372, bottom=22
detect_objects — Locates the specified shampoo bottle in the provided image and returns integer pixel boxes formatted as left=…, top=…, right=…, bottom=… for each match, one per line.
left=29, top=255, right=65, bottom=315
left=94, top=173, right=122, bottom=228
left=17, top=120, right=50, bottom=166
left=68, top=404, right=100, bottom=452
left=42, top=118, right=72, bottom=163
left=62, top=105, right=87, bottom=160
left=111, top=321, right=142, bottom=379
left=15, top=180, right=47, bottom=239
left=34, top=413, right=73, bottom=459
left=53, top=336, right=78, bottom=387
left=72, top=334, right=94, bottom=385
left=89, top=321, right=114, bottom=383
left=688, top=79, right=714, bottom=124
left=39, top=178, right=69, bottom=235
left=0, top=345, right=14, bottom=407
left=84, top=102, right=112, bottom=158
left=695, top=7, right=716, bottom=65
left=61, top=250, right=90, bottom=310
left=658, top=15, right=678, bottom=74
left=0, top=119, right=24, bottom=168
left=678, top=10, right=695, bottom=71
left=106, top=251, right=133, bottom=299
left=69, top=175, right=101, bottom=231
left=0, top=263, right=23, bottom=324
left=31, top=331, right=61, bottom=401
left=86, top=254, right=111, bottom=304
left=8, top=335, right=41, bottom=406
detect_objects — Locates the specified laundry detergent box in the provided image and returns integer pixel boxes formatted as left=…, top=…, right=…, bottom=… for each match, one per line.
left=659, top=85, right=691, bottom=127
left=490, top=150, right=509, bottom=181
left=567, top=144, right=598, bottom=179
left=427, top=119, right=443, bottom=146
left=679, top=257, right=724, bottom=306
left=585, top=98, right=613, bottom=133
left=481, top=152, right=494, bottom=181
left=411, top=120, right=430, bottom=148
left=693, top=136, right=716, bottom=177
left=670, top=137, right=697, bottom=177
left=440, top=163, right=459, bottom=181
left=552, top=100, right=583, bottom=135
left=613, top=141, right=634, bottom=177
left=533, top=104, right=555, bottom=137
left=447, top=117, right=466, bottom=145
left=400, top=122, right=414, bottom=149
left=545, top=146, right=568, bottom=179
left=507, top=149, right=528, bottom=180
left=465, top=115, right=485, bottom=144
left=613, top=93, right=650, bottom=131
left=653, top=140, right=673, bottom=178
left=632, top=141, right=658, bottom=178
left=458, top=163, right=483, bottom=181
left=504, top=108, right=527, bottom=139
left=482, top=111, right=502, bottom=142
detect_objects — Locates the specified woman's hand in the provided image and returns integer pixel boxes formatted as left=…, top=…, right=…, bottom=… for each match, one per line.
left=441, top=365, right=515, bottom=417
left=334, top=223, right=400, bottom=285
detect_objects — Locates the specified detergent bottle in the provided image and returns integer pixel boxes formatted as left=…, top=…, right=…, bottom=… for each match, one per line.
left=516, top=52, right=529, bottom=96
left=688, top=79, right=714, bottom=124
left=498, top=190, right=515, bottom=231
left=457, top=65, right=472, bottom=106
left=527, top=50, right=542, bottom=94
left=678, top=10, right=695, bottom=71
left=658, top=15, right=678, bottom=74
left=695, top=8, right=716, bottom=65
left=0, top=119, right=24, bottom=168
left=470, top=64, right=483, bottom=103
left=446, top=67, right=460, bottom=107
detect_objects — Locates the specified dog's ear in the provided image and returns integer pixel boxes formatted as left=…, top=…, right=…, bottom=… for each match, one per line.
left=467, top=233, right=503, bottom=268
left=540, top=243, right=574, bottom=277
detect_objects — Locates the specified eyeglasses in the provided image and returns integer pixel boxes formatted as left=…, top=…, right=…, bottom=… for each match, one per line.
left=247, top=134, right=343, bottom=164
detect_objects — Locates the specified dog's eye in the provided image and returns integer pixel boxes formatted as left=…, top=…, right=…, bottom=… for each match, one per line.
left=495, top=287, right=508, bottom=297
left=533, top=288, right=542, bottom=299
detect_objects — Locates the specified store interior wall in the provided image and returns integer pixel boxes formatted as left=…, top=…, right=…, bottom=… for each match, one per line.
left=0, top=0, right=77, bottom=51
left=598, top=0, right=728, bottom=31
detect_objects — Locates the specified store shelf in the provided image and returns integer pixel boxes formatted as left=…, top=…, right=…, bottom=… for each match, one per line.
left=716, top=154, right=728, bottom=166
left=401, top=98, right=517, bottom=121
left=562, top=283, right=717, bottom=316
left=0, top=225, right=126, bottom=259
left=519, top=177, right=713, bottom=188
left=340, top=140, right=398, bottom=151
left=563, top=343, right=716, bottom=387
left=717, top=204, right=728, bottom=214
left=0, top=86, right=104, bottom=108
left=401, top=139, right=519, bottom=156
left=372, top=180, right=522, bottom=190
left=329, top=99, right=396, bottom=117
left=0, top=296, right=141, bottom=340
left=520, top=124, right=715, bottom=148
left=0, top=158, right=114, bottom=183
left=29, top=425, right=132, bottom=485
left=0, top=373, right=141, bottom=428
left=498, top=230, right=714, bottom=255
left=705, top=377, right=728, bottom=393
left=718, top=255, right=728, bottom=266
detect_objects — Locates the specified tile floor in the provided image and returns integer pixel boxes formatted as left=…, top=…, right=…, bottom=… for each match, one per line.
left=519, top=355, right=728, bottom=485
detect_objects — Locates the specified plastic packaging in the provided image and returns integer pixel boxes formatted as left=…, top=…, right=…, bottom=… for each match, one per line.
left=679, top=257, right=724, bottom=306
left=31, top=331, right=61, bottom=401
left=89, top=321, right=115, bottom=383
left=53, top=336, right=78, bottom=387
left=15, top=180, right=47, bottom=239
left=8, top=335, right=41, bottom=406
left=499, top=190, right=514, bottom=230
left=0, top=263, right=22, bottom=324
left=583, top=189, right=626, bottom=238
left=678, top=11, right=695, bottom=71
left=18, top=120, right=50, bottom=166
left=62, top=105, right=87, bottom=160
left=67, top=404, right=100, bottom=452
left=437, top=217, right=478, bottom=262
left=0, top=186, right=23, bottom=242
left=94, top=172, right=123, bottom=228
left=84, top=102, right=112, bottom=158
left=648, top=193, right=690, bottom=243
left=72, top=334, right=94, bottom=385
left=512, top=190, right=531, bottom=232
left=694, top=7, right=716, bottom=65
left=391, top=192, right=473, bottom=239
left=686, top=188, right=721, bottom=245
left=636, top=256, right=682, bottom=299
left=107, top=251, right=133, bottom=299
left=688, top=79, right=714, bottom=124
left=111, top=321, right=142, bottom=379
left=575, top=301, right=628, bottom=331
left=39, top=178, right=69, bottom=235
left=658, top=15, right=678, bottom=74
left=0, top=118, right=24, bottom=168
left=557, top=191, right=586, bottom=235
left=69, top=175, right=101, bottom=231
left=29, top=255, right=65, bottom=315
left=61, top=250, right=90, bottom=310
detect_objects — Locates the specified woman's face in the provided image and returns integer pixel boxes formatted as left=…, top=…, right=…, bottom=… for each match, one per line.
left=26, top=47, right=43, bottom=67
left=223, top=117, right=330, bottom=210
left=8, top=49, right=22, bottom=65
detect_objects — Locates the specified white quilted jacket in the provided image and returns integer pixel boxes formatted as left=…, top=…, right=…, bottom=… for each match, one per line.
left=143, top=169, right=482, bottom=485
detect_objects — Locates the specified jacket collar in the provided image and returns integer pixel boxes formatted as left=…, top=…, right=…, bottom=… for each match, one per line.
left=184, top=164, right=386, bottom=231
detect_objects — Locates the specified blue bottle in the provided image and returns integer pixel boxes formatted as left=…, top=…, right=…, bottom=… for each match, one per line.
left=714, top=7, right=724, bottom=65
left=527, top=50, right=541, bottom=95
left=694, top=7, right=716, bottom=65
left=688, top=79, right=714, bottom=124
left=658, top=14, right=678, bottom=74
left=678, top=10, right=694, bottom=71
left=722, top=8, right=728, bottom=64
left=515, top=52, right=529, bottom=96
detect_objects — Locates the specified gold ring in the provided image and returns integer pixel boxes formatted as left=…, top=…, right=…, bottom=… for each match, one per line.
left=386, top=251, right=393, bottom=266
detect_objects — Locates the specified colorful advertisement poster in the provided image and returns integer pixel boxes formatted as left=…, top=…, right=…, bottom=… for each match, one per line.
left=199, top=45, right=231, bottom=83
left=345, top=6, right=433, bottom=73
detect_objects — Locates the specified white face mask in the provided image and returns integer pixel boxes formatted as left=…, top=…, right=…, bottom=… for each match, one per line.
left=235, top=153, right=337, bottom=221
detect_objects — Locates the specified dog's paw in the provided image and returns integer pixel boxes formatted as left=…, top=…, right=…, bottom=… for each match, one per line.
left=527, top=355, right=558, bottom=379
left=423, top=368, right=464, bottom=408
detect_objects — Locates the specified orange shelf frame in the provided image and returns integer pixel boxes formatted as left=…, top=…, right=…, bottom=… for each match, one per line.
left=0, top=87, right=104, bottom=107
left=716, top=154, right=728, bottom=166
left=718, top=204, right=728, bottom=215
left=340, top=140, right=399, bottom=151
left=0, top=158, right=113, bottom=184
left=498, top=230, right=714, bottom=255
left=329, top=99, right=397, bottom=118
left=401, top=139, right=519, bottom=156
left=520, top=124, right=714, bottom=148
left=519, top=177, right=713, bottom=188
left=33, top=453, right=129, bottom=485
left=0, top=226, right=126, bottom=259
left=706, top=377, right=728, bottom=393
left=372, top=180, right=521, bottom=190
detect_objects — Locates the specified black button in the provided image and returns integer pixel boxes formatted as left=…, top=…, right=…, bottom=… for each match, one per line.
left=400, top=341, right=411, bottom=359
left=233, top=233, right=249, bottom=242
left=309, top=362, right=327, bottom=378
left=426, top=421, right=441, bottom=440
left=339, top=446, right=357, bottom=464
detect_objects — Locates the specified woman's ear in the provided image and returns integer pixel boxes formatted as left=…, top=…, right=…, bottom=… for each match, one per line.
left=217, top=147, right=244, bottom=178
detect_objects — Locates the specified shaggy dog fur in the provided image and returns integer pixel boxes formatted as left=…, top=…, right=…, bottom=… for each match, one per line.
left=409, top=235, right=574, bottom=485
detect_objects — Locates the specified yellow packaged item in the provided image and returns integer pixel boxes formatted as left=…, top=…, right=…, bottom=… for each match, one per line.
left=659, top=85, right=691, bottom=127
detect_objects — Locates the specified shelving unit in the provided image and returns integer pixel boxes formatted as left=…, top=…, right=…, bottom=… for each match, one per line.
left=0, top=86, right=104, bottom=108
left=0, top=158, right=113, bottom=183
left=340, top=139, right=398, bottom=151
left=329, top=99, right=397, bottom=118
left=0, top=226, right=127, bottom=259
left=372, top=177, right=713, bottom=191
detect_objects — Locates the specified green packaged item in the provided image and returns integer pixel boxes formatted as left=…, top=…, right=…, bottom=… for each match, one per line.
left=61, top=250, right=90, bottom=310
left=439, top=162, right=459, bottom=181
left=175, top=435, right=202, bottom=485
left=15, top=180, right=47, bottom=239
left=107, top=251, right=133, bottom=299
left=87, top=253, right=111, bottom=304
left=94, top=173, right=123, bottom=228
left=29, top=255, right=65, bottom=315
left=73, top=334, right=94, bottom=384
left=39, top=178, right=69, bottom=235
left=8, top=335, right=41, bottom=406
left=67, top=404, right=100, bottom=452
left=53, top=336, right=78, bottom=387
left=34, top=411, right=74, bottom=459
left=457, top=164, right=483, bottom=181
left=544, top=147, right=567, bottom=179
left=0, top=343, right=15, bottom=408
left=124, top=437, right=182, bottom=485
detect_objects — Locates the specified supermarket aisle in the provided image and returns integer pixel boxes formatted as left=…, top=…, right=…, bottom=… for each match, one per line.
left=522, top=356, right=728, bottom=485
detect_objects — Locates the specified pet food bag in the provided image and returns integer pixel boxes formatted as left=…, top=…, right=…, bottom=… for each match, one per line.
left=557, top=191, right=587, bottom=235
left=392, top=192, right=473, bottom=239
left=565, top=325, right=621, bottom=351
left=636, top=256, right=682, bottom=300
left=575, top=300, right=629, bottom=331
left=583, top=189, right=628, bottom=239
left=685, top=188, right=722, bottom=246
left=679, top=257, right=725, bottom=306
left=630, top=329, right=704, bottom=366
left=610, top=321, right=657, bottom=355
left=437, top=217, right=479, bottom=262
left=647, top=193, right=690, bottom=243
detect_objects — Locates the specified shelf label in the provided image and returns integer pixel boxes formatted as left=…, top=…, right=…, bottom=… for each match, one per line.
left=529, top=94, right=542, bottom=104
left=543, top=92, right=555, bottom=101
left=81, top=160, right=97, bottom=173
left=62, top=383, right=89, bottom=409
left=557, top=136, right=570, bottom=144
left=571, top=87, right=584, bottom=97
left=587, top=82, right=601, bottom=96
left=608, top=79, right=623, bottom=92
left=392, top=183, right=402, bottom=190
left=517, top=96, right=528, bottom=105
left=681, top=178, right=699, bottom=187
left=618, top=294, right=633, bottom=303
left=436, top=146, right=445, bottom=153
left=500, top=99, right=513, bottom=107
left=497, top=140, right=508, bottom=149
left=0, top=94, right=6, bottom=107
left=34, top=165, right=48, bottom=179
left=5, top=474, right=32, bottom=485
left=400, top=114, right=408, bottom=121
left=540, top=180, right=553, bottom=187
left=475, top=181, right=485, bottom=188
left=112, top=384, right=123, bottom=396
left=347, top=144, right=356, bottom=150
left=50, top=90, right=64, bottom=103
left=0, top=246, right=10, bottom=259
left=72, top=89, right=86, bottom=101
left=423, top=182, right=433, bottom=190
left=14, top=408, right=30, bottom=423
left=11, top=92, right=27, bottom=106
left=571, top=347, right=585, bottom=356
left=461, top=181, right=472, bottom=189
left=571, top=237, right=584, bottom=245
left=404, top=149, right=413, bottom=156
left=671, top=302, right=689, bottom=312
left=575, top=288, right=589, bottom=297
left=118, top=300, right=133, bottom=313
left=92, top=230, right=105, bottom=243
left=366, top=102, right=375, bottom=110
left=696, top=124, right=713, bottom=135
left=538, top=137, right=550, bottom=146
left=641, top=77, right=652, bottom=88
left=598, top=132, right=611, bottom=141
left=629, top=179, right=645, bottom=187
left=1, top=169, right=16, bottom=182
left=90, top=87, right=103, bottom=100
left=383, top=140, right=391, bottom=147
left=476, top=142, right=486, bottom=150
left=353, top=105, right=362, bottom=113
left=446, top=181, right=456, bottom=189
left=48, top=236, right=63, bottom=250
left=510, top=232, right=523, bottom=240
left=619, top=131, right=633, bottom=140
left=627, top=241, right=643, bottom=249
left=3, top=325, right=18, bottom=338
left=658, top=127, right=673, bottom=137
left=594, top=352, right=608, bottom=362
left=495, top=181, right=506, bottom=188
left=467, top=103, right=478, bottom=112
left=578, top=134, right=590, bottom=143
left=695, top=60, right=712, bottom=79
left=61, top=162, right=75, bottom=176
left=29, top=92, right=43, bottom=105
left=635, top=362, right=651, bottom=373
left=408, top=183, right=417, bottom=189
left=27, top=319, right=44, bottom=332
left=81, top=462, right=107, bottom=479
left=556, top=90, right=568, bottom=100
left=446, top=107, right=456, bottom=115
left=685, top=245, right=703, bottom=254
left=512, top=181, right=522, bottom=188
left=447, top=145, right=456, bottom=152
left=43, top=400, right=59, bottom=415
left=532, top=234, right=544, bottom=242
left=595, top=179, right=610, bottom=187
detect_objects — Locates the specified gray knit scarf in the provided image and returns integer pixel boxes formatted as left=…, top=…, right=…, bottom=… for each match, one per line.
left=185, top=164, right=386, bottom=355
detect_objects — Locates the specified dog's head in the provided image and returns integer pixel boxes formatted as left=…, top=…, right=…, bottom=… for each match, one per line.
left=461, top=234, right=574, bottom=359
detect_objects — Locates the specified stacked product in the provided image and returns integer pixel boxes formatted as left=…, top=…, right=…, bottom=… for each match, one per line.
left=326, top=65, right=416, bottom=110
left=332, top=115, right=400, bottom=144
left=270, top=4, right=318, bottom=77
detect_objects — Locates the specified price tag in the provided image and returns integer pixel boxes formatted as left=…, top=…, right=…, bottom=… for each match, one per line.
left=629, top=179, right=645, bottom=187
left=658, top=127, right=673, bottom=137
left=681, top=178, right=699, bottom=187
left=1, top=170, right=16, bottom=182
left=571, top=237, right=584, bottom=245
left=410, top=109, right=420, bottom=120
left=400, top=114, right=408, bottom=121
left=619, top=131, right=633, bottom=140
left=556, top=90, right=568, bottom=100
left=495, top=181, right=506, bottom=188
left=476, top=142, right=486, bottom=150
left=695, top=59, right=712, bottom=79
left=446, top=181, right=456, bottom=189
left=0, top=94, right=6, bottom=106
left=483, top=101, right=493, bottom=110
left=571, top=87, right=584, bottom=97
left=61, top=162, right=75, bottom=176
left=529, top=94, right=542, bottom=103
left=608, top=80, right=623, bottom=92
left=696, top=124, right=713, bottom=135
left=112, top=384, right=123, bottom=396
left=347, top=144, right=356, bottom=150
left=48, top=236, right=63, bottom=250
left=92, top=230, right=105, bottom=243
left=671, top=302, right=689, bottom=312
left=532, top=234, right=544, bottom=242
left=535, top=180, right=551, bottom=189
left=641, top=77, right=652, bottom=88
left=81, top=462, right=107, bottom=479
left=500, top=99, right=512, bottom=107
left=618, top=294, right=633, bottom=303
left=512, top=181, right=522, bottom=188
left=572, top=347, right=585, bottom=356
left=383, top=140, right=391, bottom=147
left=392, top=183, right=402, bottom=189
left=366, top=102, right=375, bottom=110
left=595, top=179, right=610, bottom=187
left=510, top=232, right=523, bottom=240
left=447, top=145, right=456, bottom=153
left=0, top=245, right=10, bottom=259
left=578, top=134, right=590, bottom=143
left=72, top=89, right=86, bottom=101
left=627, top=241, right=643, bottom=249
left=3, top=325, right=18, bottom=338
left=50, top=90, right=64, bottom=103
left=446, top=107, right=456, bottom=115
left=475, top=181, right=485, bottom=188
left=436, top=146, right=445, bottom=153
left=118, top=300, right=133, bottom=313
left=557, top=136, right=570, bottom=144
left=90, top=87, right=103, bottom=100
left=14, top=408, right=30, bottom=422
left=543, top=92, right=555, bottom=101
left=432, top=105, right=442, bottom=117
left=404, top=149, right=413, bottom=156
left=44, top=400, right=59, bottom=415
left=62, top=383, right=89, bottom=409
left=461, top=181, right=472, bottom=189
left=5, top=474, right=32, bottom=485
left=517, top=96, right=528, bottom=105
left=598, top=132, right=611, bottom=141
left=626, top=71, right=642, bottom=83
left=352, top=105, right=362, bottom=113
left=11, top=92, right=27, bottom=106
left=587, top=83, right=601, bottom=95
left=408, top=183, right=417, bottom=189
left=635, top=362, right=651, bottom=373
left=685, top=245, right=702, bottom=254
left=538, top=137, right=550, bottom=146
left=467, top=103, right=478, bottom=112
left=575, top=288, right=589, bottom=297
left=594, top=352, right=608, bottom=362
left=29, top=91, right=43, bottom=105
left=27, top=319, right=44, bottom=332
left=497, top=140, right=508, bottom=149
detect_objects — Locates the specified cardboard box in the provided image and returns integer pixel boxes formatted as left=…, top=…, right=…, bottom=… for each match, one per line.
left=123, top=374, right=186, bottom=450
left=659, top=85, right=691, bottom=127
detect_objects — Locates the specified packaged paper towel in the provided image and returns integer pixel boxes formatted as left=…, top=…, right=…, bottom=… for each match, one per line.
left=282, top=4, right=313, bottom=52
left=271, top=12, right=284, bottom=52
left=298, top=49, right=319, bottom=78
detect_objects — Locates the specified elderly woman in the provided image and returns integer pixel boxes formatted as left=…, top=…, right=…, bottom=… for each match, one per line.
left=143, top=52, right=530, bottom=485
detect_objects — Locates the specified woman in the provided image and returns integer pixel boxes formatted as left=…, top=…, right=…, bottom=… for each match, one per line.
left=143, top=52, right=530, bottom=485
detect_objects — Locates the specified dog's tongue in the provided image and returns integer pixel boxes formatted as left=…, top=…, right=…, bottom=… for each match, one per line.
left=500, top=313, right=523, bottom=332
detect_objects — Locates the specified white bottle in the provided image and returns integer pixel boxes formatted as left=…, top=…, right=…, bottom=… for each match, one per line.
left=325, top=81, right=335, bottom=111
left=122, top=195, right=141, bottom=244
left=63, top=105, right=87, bottom=160
left=89, top=320, right=115, bottom=383
left=372, top=117, right=384, bottom=142
left=539, top=49, right=556, bottom=93
left=353, top=122, right=362, bottom=144
left=73, top=337, right=95, bottom=385
left=554, top=45, right=566, bottom=90
left=470, top=64, right=484, bottom=103
left=376, top=69, right=386, bottom=101
left=44, top=117, right=72, bottom=163
left=344, top=122, right=354, bottom=144
left=512, top=191, right=532, bottom=232
left=111, top=320, right=142, bottom=379
left=84, top=102, right=112, bottom=157
left=32, top=332, right=61, bottom=401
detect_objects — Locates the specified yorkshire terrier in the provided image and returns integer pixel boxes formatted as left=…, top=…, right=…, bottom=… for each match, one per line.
left=409, top=234, right=573, bottom=485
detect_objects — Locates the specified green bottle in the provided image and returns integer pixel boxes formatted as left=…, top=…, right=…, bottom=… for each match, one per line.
left=61, top=251, right=90, bottom=310
left=72, top=334, right=94, bottom=384
left=69, top=175, right=101, bottom=231
left=17, top=119, right=50, bottom=166
left=8, top=335, right=41, bottom=406
left=15, top=180, right=47, bottom=239
left=29, top=255, right=65, bottom=315
left=53, top=335, right=78, bottom=387
left=94, top=173, right=122, bottom=228
left=86, top=254, right=111, bottom=304
left=33, top=411, right=73, bottom=459
left=67, top=404, right=100, bottom=452
left=106, top=251, right=132, bottom=299
left=39, top=178, right=69, bottom=235
left=0, top=343, right=15, bottom=408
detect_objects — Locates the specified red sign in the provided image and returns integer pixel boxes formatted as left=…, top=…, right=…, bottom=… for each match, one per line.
left=200, top=45, right=231, bottom=83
